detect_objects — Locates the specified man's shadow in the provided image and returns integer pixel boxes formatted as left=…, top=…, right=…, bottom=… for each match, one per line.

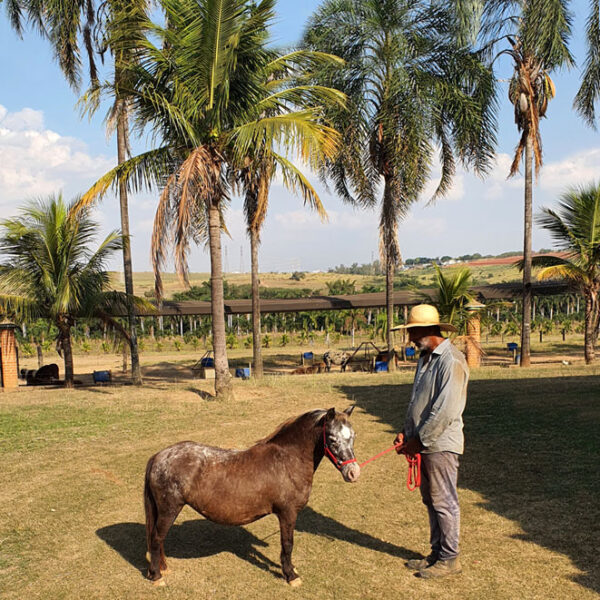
left=97, top=506, right=414, bottom=580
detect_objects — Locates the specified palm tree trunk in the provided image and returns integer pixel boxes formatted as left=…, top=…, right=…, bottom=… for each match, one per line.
left=116, top=100, right=142, bottom=385
left=386, top=256, right=396, bottom=371
left=520, top=134, right=533, bottom=367
left=584, top=293, right=597, bottom=364
left=58, top=320, right=74, bottom=388
left=208, top=197, right=233, bottom=398
left=382, top=172, right=397, bottom=373
left=250, top=228, right=263, bottom=378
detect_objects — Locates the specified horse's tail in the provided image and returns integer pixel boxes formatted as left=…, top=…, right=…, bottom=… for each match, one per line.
left=144, top=456, right=158, bottom=555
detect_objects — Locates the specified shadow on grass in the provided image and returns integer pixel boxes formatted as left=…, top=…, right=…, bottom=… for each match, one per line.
left=185, top=387, right=216, bottom=400
left=140, top=361, right=196, bottom=381
left=97, top=520, right=281, bottom=580
left=96, top=507, right=412, bottom=581
left=337, top=375, right=600, bottom=594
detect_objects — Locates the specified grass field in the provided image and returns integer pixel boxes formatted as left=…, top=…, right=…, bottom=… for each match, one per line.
left=107, top=260, right=522, bottom=297
left=1, top=360, right=599, bottom=599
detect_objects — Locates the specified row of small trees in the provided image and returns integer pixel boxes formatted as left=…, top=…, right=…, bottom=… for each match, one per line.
left=14, top=293, right=588, bottom=349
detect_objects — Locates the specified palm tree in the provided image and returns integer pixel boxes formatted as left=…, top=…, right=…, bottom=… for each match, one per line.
left=235, top=49, right=342, bottom=378
left=3, top=0, right=149, bottom=384
left=458, top=0, right=573, bottom=367
left=530, top=182, right=600, bottom=363
left=98, top=1, right=150, bottom=385
left=420, top=265, right=477, bottom=334
left=80, top=0, right=340, bottom=398
left=303, top=0, right=497, bottom=367
left=0, top=195, right=136, bottom=387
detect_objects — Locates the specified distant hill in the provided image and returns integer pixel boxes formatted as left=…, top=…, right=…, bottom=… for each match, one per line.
left=109, top=250, right=563, bottom=299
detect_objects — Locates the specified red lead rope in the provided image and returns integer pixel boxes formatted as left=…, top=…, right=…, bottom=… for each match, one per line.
left=323, top=423, right=421, bottom=491
left=358, top=442, right=421, bottom=491
left=405, top=453, right=421, bottom=491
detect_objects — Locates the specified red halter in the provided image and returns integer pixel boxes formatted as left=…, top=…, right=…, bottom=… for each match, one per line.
left=322, top=421, right=357, bottom=470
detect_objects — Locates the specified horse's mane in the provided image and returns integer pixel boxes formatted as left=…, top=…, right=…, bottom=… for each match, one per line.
left=255, top=409, right=326, bottom=445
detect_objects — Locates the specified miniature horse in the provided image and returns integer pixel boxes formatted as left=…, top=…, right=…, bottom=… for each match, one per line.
left=144, top=406, right=360, bottom=586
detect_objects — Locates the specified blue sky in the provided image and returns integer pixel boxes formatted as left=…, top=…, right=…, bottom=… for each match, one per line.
left=0, top=1, right=598, bottom=273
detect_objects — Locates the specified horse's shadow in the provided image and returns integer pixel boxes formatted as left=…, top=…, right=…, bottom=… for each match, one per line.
left=97, top=519, right=282, bottom=579
left=96, top=506, right=413, bottom=579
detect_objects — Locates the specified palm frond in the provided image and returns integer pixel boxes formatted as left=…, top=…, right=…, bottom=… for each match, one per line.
left=574, top=0, right=600, bottom=128
left=536, top=263, right=584, bottom=282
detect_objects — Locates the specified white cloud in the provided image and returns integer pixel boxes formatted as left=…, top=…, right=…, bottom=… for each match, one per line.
left=540, top=148, right=600, bottom=193
left=1, top=107, right=45, bottom=131
left=0, top=105, right=114, bottom=211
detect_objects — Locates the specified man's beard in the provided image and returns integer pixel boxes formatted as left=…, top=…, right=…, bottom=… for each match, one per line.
left=414, top=338, right=430, bottom=352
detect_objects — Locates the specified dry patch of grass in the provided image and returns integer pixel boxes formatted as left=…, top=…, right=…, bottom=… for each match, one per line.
left=1, top=366, right=599, bottom=599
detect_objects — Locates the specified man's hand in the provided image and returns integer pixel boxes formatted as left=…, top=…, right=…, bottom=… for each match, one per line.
left=402, top=436, right=424, bottom=457
left=394, top=432, right=405, bottom=454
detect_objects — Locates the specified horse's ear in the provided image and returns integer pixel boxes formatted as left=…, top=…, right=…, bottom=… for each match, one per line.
left=343, top=405, right=355, bottom=417
left=326, top=407, right=336, bottom=421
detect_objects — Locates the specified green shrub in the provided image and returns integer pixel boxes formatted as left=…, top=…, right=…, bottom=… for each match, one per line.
left=20, top=342, right=34, bottom=357
left=226, top=333, right=238, bottom=349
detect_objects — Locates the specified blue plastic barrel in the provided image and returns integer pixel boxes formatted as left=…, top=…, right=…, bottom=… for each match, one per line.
left=374, top=361, right=388, bottom=372
left=235, top=367, right=251, bottom=379
left=93, top=370, right=111, bottom=383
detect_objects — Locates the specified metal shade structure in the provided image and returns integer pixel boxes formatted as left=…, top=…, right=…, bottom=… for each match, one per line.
left=124, top=281, right=571, bottom=317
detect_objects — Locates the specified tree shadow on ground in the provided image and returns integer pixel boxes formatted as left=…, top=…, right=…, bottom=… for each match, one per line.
left=139, top=362, right=196, bottom=382
left=185, top=387, right=216, bottom=400
left=337, top=376, right=600, bottom=594
left=96, top=506, right=412, bottom=581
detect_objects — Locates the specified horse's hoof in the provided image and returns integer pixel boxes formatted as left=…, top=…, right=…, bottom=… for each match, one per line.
left=288, top=577, right=302, bottom=587
left=152, top=578, right=166, bottom=587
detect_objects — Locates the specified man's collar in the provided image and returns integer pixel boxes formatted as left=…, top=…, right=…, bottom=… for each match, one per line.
left=431, top=338, right=451, bottom=355
left=419, top=337, right=451, bottom=361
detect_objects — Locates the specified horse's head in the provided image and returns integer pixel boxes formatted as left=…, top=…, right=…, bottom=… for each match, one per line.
left=322, top=406, right=360, bottom=483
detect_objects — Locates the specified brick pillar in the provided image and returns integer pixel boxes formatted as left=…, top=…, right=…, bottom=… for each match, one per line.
left=465, top=302, right=485, bottom=369
left=465, top=314, right=481, bottom=368
left=0, top=323, right=19, bottom=390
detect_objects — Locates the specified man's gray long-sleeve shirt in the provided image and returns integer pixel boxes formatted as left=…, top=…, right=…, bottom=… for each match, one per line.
left=404, top=339, right=469, bottom=454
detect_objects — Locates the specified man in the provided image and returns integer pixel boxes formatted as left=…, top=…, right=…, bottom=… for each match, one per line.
left=393, top=304, right=469, bottom=579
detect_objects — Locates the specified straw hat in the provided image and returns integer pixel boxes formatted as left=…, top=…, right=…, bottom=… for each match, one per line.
left=391, top=304, right=457, bottom=333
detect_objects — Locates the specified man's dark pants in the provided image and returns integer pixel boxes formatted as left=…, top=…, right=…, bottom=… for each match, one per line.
left=420, top=452, right=460, bottom=560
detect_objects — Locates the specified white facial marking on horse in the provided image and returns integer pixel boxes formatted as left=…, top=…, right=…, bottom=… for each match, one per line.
left=340, top=425, right=352, bottom=441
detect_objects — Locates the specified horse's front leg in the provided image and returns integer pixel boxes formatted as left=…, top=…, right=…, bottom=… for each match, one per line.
left=277, top=511, right=301, bottom=586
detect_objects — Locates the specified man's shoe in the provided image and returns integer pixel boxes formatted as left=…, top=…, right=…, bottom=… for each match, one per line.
left=406, top=554, right=437, bottom=570
left=419, top=557, right=462, bottom=579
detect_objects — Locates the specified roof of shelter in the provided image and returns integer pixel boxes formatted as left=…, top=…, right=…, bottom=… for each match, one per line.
left=129, top=281, right=571, bottom=317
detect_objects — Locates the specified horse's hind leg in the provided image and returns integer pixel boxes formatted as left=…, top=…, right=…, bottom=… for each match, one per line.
left=147, top=503, right=183, bottom=583
left=277, top=511, right=301, bottom=586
